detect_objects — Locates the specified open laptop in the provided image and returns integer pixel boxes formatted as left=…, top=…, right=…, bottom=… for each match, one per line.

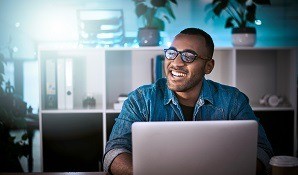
left=132, top=120, right=258, bottom=175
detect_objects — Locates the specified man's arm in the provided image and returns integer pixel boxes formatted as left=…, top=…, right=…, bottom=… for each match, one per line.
left=231, top=91, right=274, bottom=174
left=256, top=159, right=265, bottom=175
left=110, top=152, right=133, bottom=175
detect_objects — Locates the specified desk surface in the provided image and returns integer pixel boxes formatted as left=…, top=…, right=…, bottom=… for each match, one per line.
left=0, top=172, right=108, bottom=175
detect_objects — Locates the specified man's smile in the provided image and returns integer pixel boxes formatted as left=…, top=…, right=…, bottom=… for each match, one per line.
left=171, top=70, right=187, bottom=77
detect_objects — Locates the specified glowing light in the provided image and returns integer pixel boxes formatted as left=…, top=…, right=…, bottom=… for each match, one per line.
left=97, top=33, right=114, bottom=38
left=166, top=42, right=172, bottom=47
left=15, top=22, right=21, bottom=28
left=13, top=47, right=18, bottom=52
left=101, top=25, right=116, bottom=30
left=81, top=31, right=89, bottom=39
left=255, top=20, right=262, bottom=26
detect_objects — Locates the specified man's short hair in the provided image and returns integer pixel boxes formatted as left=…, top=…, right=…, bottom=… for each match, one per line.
left=179, top=28, right=214, bottom=59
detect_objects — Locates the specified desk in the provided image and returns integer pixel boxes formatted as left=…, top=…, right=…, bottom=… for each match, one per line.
left=0, top=172, right=108, bottom=175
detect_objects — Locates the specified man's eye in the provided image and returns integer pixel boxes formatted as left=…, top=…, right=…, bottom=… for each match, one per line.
left=168, top=51, right=177, bottom=56
left=183, top=53, right=195, bottom=59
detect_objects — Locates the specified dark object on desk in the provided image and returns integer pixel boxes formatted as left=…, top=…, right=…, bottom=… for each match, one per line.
left=0, top=172, right=108, bottom=175
left=42, top=113, right=103, bottom=172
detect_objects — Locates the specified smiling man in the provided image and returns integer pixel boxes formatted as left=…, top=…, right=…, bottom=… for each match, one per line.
left=103, top=28, right=273, bottom=175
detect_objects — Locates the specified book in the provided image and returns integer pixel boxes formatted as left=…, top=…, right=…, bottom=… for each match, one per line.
left=151, top=55, right=165, bottom=83
left=57, top=59, right=66, bottom=109
left=113, top=94, right=128, bottom=110
left=45, top=59, right=57, bottom=109
left=56, top=58, right=74, bottom=109
left=65, top=58, right=73, bottom=109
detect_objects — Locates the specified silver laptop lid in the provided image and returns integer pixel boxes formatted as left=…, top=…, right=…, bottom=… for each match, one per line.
left=132, top=120, right=258, bottom=175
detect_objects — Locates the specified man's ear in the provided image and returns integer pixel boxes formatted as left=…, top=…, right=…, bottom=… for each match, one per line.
left=204, top=59, right=214, bottom=74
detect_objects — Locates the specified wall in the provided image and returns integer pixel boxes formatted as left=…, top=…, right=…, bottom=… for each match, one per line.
left=0, top=0, right=297, bottom=111
left=1, top=0, right=298, bottom=59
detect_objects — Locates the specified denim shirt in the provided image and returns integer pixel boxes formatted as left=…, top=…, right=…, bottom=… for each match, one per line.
left=103, top=78, right=273, bottom=173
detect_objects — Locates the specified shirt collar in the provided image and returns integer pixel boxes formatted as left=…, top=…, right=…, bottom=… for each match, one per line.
left=198, top=77, right=214, bottom=105
left=163, top=77, right=214, bottom=106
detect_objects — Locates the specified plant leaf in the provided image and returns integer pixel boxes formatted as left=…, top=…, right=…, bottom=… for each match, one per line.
left=246, top=4, right=256, bottom=23
left=151, top=17, right=165, bottom=31
left=22, top=133, right=28, bottom=140
left=151, top=0, right=167, bottom=7
left=0, top=63, right=4, bottom=75
left=169, top=0, right=177, bottom=5
left=225, top=17, right=235, bottom=28
left=212, top=0, right=222, bottom=6
left=253, top=0, right=271, bottom=5
left=135, top=3, right=148, bottom=17
left=213, top=0, right=228, bottom=16
left=165, top=1, right=176, bottom=19
left=236, top=0, right=248, bottom=5
left=164, top=15, right=171, bottom=24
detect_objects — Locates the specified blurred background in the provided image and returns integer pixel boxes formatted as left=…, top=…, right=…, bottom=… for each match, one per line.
left=0, top=0, right=297, bottom=111
left=0, top=0, right=297, bottom=172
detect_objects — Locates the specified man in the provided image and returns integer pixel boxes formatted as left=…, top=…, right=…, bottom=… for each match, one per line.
left=103, top=28, right=273, bottom=175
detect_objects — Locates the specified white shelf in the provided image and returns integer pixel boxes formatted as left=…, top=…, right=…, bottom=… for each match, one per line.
left=41, top=109, right=104, bottom=114
left=38, top=46, right=298, bottom=168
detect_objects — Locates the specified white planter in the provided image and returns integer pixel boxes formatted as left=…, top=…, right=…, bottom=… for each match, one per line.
left=232, top=27, right=256, bottom=47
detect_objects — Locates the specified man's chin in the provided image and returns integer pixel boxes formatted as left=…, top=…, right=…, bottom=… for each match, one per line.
left=167, top=82, right=186, bottom=92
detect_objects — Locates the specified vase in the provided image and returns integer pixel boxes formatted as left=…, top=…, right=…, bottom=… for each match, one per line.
left=137, top=28, right=160, bottom=46
left=232, top=27, right=256, bottom=47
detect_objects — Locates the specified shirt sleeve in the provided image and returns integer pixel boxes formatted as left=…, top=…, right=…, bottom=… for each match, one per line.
left=231, top=90, right=274, bottom=174
left=103, top=88, right=147, bottom=172
left=103, top=148, right=132, bottom=173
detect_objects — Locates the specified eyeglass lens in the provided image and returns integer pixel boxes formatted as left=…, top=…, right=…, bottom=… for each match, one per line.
left=164, top=49, right=197, bottom=63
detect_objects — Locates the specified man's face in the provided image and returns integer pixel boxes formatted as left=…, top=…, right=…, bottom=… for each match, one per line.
left=164, top=34, right=213, bottom=93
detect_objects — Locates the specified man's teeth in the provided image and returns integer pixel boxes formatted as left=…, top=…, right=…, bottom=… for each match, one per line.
left=172, top=71, right=186, bottom=77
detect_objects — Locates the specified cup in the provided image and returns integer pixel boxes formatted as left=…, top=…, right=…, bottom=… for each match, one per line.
left=269, top=156, right=298, bottom=175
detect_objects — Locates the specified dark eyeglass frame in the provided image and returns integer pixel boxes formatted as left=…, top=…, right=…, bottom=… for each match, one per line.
left=163, top=48, right=210, bottom=63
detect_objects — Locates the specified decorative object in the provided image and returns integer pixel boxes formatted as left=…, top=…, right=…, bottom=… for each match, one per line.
left=77, top=9, right=125, bottom=47
left=133, top=0, right=177, bottom=46
left=205, top=0, right=271, bottom=46
left=259, top=94, right=284, bottom=107
left=83, top=96, right=96, bottom=109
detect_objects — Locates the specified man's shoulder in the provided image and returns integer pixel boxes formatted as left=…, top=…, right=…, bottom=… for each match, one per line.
left=206, top=79, right=237, bottom=89
left=129, top=78, right=167, bottom=97
left=205, top=79, right=242, bottom=96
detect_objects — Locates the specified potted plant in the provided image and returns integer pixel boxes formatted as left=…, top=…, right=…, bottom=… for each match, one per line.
left=205, top=0, right=271, bottom=46
left=132, top=0, right=177, bottom=46
left=0, top=53, right=30, bottom=172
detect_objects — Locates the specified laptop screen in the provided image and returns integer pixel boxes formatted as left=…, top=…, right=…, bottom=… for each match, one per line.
left=132, top=120, right=258, bottom=175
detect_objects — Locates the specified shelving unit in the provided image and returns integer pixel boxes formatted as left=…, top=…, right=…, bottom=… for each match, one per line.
left=38, top=46, right=297, bottom=171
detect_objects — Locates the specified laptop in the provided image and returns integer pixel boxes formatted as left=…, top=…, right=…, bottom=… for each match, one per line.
left=132, top=120, right=258, bottom=175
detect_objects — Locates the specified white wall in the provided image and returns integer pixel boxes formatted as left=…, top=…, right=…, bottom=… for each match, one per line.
left=1, top=0, right=298, bottom=59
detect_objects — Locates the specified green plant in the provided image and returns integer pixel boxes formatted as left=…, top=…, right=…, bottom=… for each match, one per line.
left=133, top=0, right=177, bottom=31
left=0, top=53, right=4, bottom=94
left=205, top=0, right=271, bottom=28
left=0, top=53, right=29, bottom=172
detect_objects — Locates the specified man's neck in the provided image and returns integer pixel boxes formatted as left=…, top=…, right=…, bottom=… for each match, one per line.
left=175, top=81, right=202, bottom=107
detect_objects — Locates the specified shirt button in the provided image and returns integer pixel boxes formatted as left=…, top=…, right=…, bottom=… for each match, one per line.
left=199, top=99, right=204, bottom=106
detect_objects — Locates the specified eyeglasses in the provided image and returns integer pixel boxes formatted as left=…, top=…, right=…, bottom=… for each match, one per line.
left=164, top=48, right=210, bottom=63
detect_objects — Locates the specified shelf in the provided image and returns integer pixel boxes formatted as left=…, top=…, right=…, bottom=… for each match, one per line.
left=41, top=109, right=104, bottom=114
left=252, top=106, right=294, bottom=111
left=38, top=46, right=298, bottom=169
